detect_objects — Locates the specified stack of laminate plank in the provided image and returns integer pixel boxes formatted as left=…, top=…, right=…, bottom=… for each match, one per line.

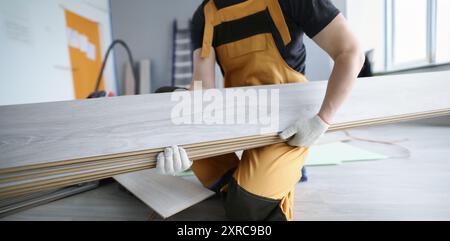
left=1, top=71, right=450, bottom=199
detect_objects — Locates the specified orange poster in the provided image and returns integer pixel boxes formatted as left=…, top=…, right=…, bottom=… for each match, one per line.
left=65, top=10, right=104, bottom=99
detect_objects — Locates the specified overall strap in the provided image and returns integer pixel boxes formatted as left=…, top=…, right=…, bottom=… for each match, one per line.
left=265, top=0, right=291, bottom=46
left=201, top=0, right=292, bottom=58
left=201, top=0, right=219, bottom=58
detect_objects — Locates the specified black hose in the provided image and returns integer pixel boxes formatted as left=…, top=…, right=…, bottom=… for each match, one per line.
left=89, top=39, right=138, bottom=98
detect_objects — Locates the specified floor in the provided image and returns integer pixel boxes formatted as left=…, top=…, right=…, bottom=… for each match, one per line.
left=2, top=117, right=450, bottom=221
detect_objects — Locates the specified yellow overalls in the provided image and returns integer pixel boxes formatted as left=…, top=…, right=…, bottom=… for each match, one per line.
left=192, top=0, right=309, bottom=221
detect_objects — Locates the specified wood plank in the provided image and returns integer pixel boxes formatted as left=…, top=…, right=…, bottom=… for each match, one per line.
left=1, top=71, right=449, bottom=171
left=139, top=60, right=151, bottom=95
left=0, top=71, right=450, bottom=197
left=122, top=62, right=135, bottom=95
left=3, top=121, right=449, bottom=221
left=114, top=169, right=214, bottom=218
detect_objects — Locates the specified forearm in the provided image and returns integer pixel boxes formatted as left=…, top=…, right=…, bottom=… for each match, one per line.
left=190, top=79, right=215, bottom=91
left=192, top=75, right=215, bottom=90
left=191, top=49, right=216, bottom=90
left=318, top=50, right=364, bottom=123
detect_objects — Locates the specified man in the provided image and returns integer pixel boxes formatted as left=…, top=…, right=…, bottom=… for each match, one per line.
left=157, top=0, right=364, bottom=221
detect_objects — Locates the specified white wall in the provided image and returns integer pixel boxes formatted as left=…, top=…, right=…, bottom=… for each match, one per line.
left=0, top=0, right=115, bottom=106
left=110, top=0, right=203, bottom=93
left=346, top=0, right=385, bottom=71
left=304, top=37, right=333, bottom=81
left=304, top=0, right=347, bottom=81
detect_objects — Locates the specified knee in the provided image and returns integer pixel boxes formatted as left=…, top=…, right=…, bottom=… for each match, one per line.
left=223, top=178, right=287, bottom=221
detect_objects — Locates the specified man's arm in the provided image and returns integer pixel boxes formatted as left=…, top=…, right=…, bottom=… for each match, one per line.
left=192, top=49, right=217, bottom=90
left=280, top=14, right=364, bottom=147
left=313, top=14, right=365, bottom=123
left=157, top=49, right=217, bottom=175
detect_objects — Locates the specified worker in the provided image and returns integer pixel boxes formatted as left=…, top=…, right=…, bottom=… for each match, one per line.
left=156, top=0, right=364, bottom=221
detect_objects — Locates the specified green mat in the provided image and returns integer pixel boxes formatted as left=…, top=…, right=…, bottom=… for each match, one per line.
left=176, top=170, right=195, bottom=177
left=305, top=142, right=387, bottom=166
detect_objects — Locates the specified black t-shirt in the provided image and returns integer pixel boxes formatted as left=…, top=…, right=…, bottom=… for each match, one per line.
left=191, top=0, right=340, bottom=74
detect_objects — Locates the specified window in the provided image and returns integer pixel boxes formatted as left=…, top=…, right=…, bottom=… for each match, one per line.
left=360, top=0, right=450, bottom=73
left=392, top=0, right=428, bottom=67
left=436, top=0, right=450, bottom=63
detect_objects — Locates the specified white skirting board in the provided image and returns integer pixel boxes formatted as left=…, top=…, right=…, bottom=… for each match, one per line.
left=0, top=182, right=98, bottom=217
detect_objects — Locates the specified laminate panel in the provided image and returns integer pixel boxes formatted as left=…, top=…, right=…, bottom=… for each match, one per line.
left=3, top=121, right=449, bottom=221
left=0, top=136, right=284, bottom=197
left=114, top=169, right=214, bottom=218
left=1, top=71, right=449, bottom=171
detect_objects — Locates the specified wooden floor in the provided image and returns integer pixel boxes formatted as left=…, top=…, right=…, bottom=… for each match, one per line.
left=2, top=117, right=450, bottom=221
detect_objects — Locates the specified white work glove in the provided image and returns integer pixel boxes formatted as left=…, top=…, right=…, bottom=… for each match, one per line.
left=279, top=115, right=330, bottom=148
left=156, top=145, right=192, bottom=176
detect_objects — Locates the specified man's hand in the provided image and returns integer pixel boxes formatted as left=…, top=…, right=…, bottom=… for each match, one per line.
left=279, top=115, right=330, bottom=148
left=156, top=146, right=192, bottom=175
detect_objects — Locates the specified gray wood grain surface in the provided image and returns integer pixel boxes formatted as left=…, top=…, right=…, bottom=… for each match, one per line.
left=1, top=71, right=449, bottom=171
